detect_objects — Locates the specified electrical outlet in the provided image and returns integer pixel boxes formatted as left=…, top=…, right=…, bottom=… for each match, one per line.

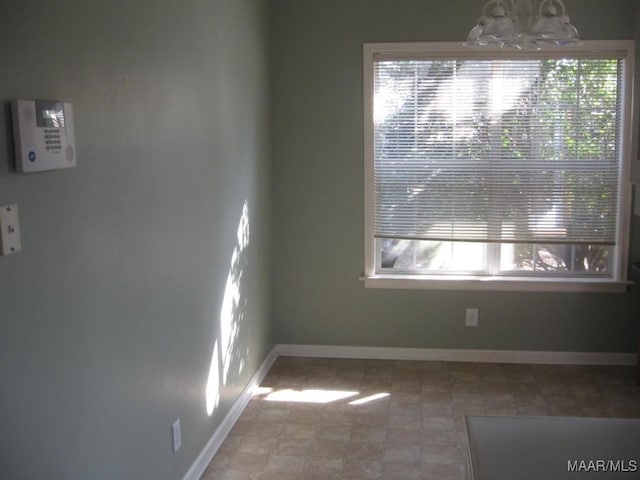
left=0, top=204, right=22, bottom=256
left=466, top=308, right=479, bottom=327
left=171, top=418, right=182, bottom=453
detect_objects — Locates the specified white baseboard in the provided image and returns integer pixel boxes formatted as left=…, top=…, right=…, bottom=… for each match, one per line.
left=184, top=343, right=635, bottom=479
left=273, top=344, right=636, bottom=366
left=181, top=347, right=279, bottom=480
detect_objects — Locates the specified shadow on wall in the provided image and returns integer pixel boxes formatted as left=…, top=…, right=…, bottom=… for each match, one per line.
left=205, top=200, right=251, bottom=416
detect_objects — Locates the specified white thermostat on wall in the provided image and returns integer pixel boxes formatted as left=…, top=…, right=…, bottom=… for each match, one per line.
left=11, top=99, right=76, bottom=173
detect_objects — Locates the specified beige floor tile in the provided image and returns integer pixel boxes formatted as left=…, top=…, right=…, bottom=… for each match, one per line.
left=308, top=438, right=350, bottom=458
left=343, top=458, right=383, bottom=479
left=386, top=427, right=423, bottom=446
left=305, top=456, right=345, bottom=474
left=264, top=453, right=306, bottom=474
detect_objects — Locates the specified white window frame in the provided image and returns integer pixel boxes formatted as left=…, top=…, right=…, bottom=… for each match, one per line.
left=363, top=41, right=635, bottom=293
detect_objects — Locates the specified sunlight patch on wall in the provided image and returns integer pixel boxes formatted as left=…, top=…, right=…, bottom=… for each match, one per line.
left=205, top=200, right=251, bottom=416
left=220, top=201, right=250, bottom=384
left=205, top=341, right=220, bottom=416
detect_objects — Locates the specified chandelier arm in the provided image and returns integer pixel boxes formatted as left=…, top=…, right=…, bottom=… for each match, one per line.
left=539, top=0, right=548, bottom=15
left=539, top=0, right=567, bottom=16
left=554, top=0, right=566, bottom=16
left=482, top=0, right=512, bottom=18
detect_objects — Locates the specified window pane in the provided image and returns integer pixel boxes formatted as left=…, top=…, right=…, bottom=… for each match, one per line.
left=379, top=239, right=486, bottom=272
left=499, top=243, right=610, bottom=274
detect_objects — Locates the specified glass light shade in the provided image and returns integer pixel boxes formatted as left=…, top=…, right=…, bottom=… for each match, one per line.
left=479, top=5, right=518, bottom=42
left=463, top=17, right=489, bottom=47
left=559, top=15, right=581, bottom=44
left=531, top=4, right=570, bottom=39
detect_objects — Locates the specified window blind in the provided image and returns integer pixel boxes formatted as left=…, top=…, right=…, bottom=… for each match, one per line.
left=373, top=57, right=622, bottom=245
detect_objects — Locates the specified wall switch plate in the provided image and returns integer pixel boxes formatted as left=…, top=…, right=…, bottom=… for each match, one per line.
left=0, top=204, right=22, bottom=256
left=466, top=308, right=479, bottom=327
left=171, top=419, right=182, bottom=453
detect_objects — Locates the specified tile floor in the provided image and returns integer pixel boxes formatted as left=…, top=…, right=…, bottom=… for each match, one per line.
left=202, top=356, right=640, bottom=480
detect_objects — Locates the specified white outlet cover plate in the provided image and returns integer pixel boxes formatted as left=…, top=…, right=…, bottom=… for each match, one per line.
left=466, top=308, right=479, bottom=327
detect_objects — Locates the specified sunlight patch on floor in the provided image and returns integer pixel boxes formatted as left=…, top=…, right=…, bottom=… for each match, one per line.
left=252, top=387, right=391, bottom=405
left=263, top=389, right=359, bottom=404
left=348, top=392, right=390, bottom=405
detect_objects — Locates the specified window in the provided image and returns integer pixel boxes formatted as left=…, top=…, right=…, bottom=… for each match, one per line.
left=363, top=42, right=634, bottom=292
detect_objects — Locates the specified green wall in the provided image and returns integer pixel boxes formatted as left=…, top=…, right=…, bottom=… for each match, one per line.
left=0, top=1, right=272, bottom=479
left=270, top=0, right=640, bottom=352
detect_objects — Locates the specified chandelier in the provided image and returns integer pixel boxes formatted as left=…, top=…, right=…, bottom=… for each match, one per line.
left=464, top=0, right=581, bottom=50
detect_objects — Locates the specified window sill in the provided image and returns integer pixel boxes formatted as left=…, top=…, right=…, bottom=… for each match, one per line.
left=361, top=275, right=630, bottom=293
